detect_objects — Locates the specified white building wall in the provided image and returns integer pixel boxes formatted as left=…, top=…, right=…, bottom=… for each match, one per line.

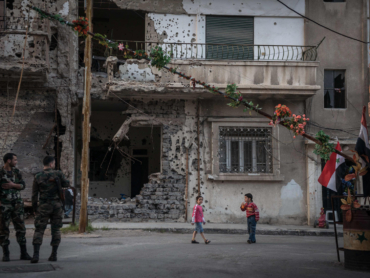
left=182, top=0, right=305, bottom=17
left=148, top=0, right=305, bottom=49
left=254, top=17, right=304, bottom=46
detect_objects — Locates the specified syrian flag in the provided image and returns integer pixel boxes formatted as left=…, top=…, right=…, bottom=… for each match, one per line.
left=318, top=142, right=346, bottom=193
left=355, top=106, right=370, bottom=197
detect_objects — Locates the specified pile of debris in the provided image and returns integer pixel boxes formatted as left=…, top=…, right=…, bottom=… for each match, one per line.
left=74, top=173, right=186, bottom=222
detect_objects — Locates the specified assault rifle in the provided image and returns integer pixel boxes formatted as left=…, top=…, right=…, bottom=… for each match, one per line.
left=49, top=177, right=66, bottom=212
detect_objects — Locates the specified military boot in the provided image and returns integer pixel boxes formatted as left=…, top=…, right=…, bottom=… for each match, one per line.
left=30, top=244, right=40, bottom=264
left=2, top=245, right=10, bottom=262
left=20, top=245, right=32, bottom=260
left=48, top=245, right=58, bottom=261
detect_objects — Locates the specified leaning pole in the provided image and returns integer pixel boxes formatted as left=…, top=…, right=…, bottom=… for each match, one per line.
left=79, top=0, right=92, bottom=233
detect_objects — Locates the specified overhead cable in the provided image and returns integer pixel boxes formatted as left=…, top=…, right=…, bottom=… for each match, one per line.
left=276, top=0, right=369, bottom=44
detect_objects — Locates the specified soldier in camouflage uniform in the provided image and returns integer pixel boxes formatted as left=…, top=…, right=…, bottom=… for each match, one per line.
left=31, top=156, right=70, bottom=263
left=0, top=153, right=32, bottom=261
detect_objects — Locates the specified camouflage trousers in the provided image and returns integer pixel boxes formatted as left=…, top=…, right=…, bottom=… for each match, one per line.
left=33, top=200, right=63, bottom=246
left=0, top=202, right=27, bottom=246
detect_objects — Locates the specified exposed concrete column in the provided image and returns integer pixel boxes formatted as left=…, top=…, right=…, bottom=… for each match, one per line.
left=305, top=144, right=322, bottom=226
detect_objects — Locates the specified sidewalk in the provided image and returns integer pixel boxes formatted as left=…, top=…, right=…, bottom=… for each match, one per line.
left=21, top=222, right=343, bottom=236
left=84, top=222, right=344, bottom=236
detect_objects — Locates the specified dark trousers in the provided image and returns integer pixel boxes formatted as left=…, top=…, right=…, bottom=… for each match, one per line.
left=247, top=215, right=257, bottom=242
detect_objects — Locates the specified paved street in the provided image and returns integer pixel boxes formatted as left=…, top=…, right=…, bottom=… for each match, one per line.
left=0, top=230, right=368, bottom=278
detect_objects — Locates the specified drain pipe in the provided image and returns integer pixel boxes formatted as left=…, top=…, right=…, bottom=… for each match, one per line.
left=197, top=99, right=201, bottom=195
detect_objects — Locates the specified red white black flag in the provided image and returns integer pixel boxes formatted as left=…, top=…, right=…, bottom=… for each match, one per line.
left=355, top=106, right=370, bottom=196
left=318, top=142, right=346, bottom=192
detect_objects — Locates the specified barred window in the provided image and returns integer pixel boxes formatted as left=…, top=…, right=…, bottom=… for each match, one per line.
left=219, top=127, right=273, bottom=173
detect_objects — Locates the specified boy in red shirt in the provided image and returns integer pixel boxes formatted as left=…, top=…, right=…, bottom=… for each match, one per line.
left=191, top=196, right=210, bottom=244
left=240, top=193, right=259, bottom=244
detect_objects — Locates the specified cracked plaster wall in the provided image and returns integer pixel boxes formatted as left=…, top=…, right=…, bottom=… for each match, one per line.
left=112, top=0, right=304, bottom=16
left=0, top=0, right=79, bottom=201
left=119, top=60, right=157, bottom=82
left=188, top=99, right=308, bottom=225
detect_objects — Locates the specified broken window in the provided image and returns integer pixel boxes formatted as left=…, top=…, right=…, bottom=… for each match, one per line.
left=219, top=127, right=272, bottom=173
left=79, top=1, right=145, bottom=71
left=324, top=70, right=346, bottom=109
left=206, top=16, right=254, bottom=60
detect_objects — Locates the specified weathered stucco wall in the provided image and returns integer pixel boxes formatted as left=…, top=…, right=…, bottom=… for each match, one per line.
left=144, top=1, right=304, bottom=47
left=0, top=0, right=79, bottom=201
left=305, top=0, right=368, bottom=137
left=254, top=17, right=304, bottom=46
left=112, top=0, right=304, bottom=16
left=0, top=88, right=55, bottom=199
left=183, top=99, right=309, bottom=225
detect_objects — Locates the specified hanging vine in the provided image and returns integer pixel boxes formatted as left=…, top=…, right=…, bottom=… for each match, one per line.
left=313, top=131, right=335, bottom=161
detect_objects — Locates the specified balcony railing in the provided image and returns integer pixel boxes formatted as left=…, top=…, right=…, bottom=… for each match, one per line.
left=101, top=41, right=318, bottom=62
left=0, top=16, right=46, bottom=32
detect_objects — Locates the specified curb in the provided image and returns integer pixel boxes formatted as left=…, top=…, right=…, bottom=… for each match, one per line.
left=137, top=228, right=343, bottom=237
left=23, top=225, right=343, bottom=237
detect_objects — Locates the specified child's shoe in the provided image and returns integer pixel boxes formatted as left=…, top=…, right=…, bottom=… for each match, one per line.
left=191, top=240, right=199, bottom=244
left=247, top=240, right=252, bottom=244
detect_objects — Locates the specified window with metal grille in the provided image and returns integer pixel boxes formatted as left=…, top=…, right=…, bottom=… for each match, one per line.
left=219, top=127, right=273, bottom=173
left=324, top=70, right=345, bottom=109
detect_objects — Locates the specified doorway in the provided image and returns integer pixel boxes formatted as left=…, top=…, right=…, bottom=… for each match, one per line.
left=129, top=127, right=161, bottom=198
left=131, top=157, right=149, bottom=198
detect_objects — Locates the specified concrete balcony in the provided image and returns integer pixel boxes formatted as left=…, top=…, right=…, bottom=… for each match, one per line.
left=0, top=16, right=50, bottom=82
left=94, top=41, right=320, bottom=100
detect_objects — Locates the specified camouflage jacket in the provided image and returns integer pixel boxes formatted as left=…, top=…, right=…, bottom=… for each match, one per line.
left=32, top=168, right=70, bottom=209
left=0, top=166, right=26, bottom=204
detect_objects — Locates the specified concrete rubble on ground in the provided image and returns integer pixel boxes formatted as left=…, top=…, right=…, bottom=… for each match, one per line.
left=75, top=172, right=186, bottom=222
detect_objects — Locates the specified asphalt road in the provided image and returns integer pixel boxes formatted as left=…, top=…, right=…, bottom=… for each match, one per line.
left=0, top=230, right=367, bottom=278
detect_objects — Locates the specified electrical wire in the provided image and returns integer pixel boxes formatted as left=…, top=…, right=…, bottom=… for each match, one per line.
left=276, top=0, right=369, bottom=44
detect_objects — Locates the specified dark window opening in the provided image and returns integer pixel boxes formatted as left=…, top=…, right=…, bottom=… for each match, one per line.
left=0, top=1, right=5, bottom=30
left=6, top=0, right=13, bottom=10
left=50, top=33, right=58, bottom=51
left=133, top=149, right=148, bottom=156
left=206, top=16, right=254, bottom=60
left=89, top=140, right=123, bottom=182
left=324, top=0, right=345, bottom=2
left=78, top=1, right=145, bottom=72
left=54, top=110, right=66, bottom=170
left=324, top=70, right=346, bottom=109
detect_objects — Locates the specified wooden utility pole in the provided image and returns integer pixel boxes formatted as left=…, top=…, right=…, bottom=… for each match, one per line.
left=79, top=0, right=92, bottom=233
left=197, top=99, right=201, bottom=195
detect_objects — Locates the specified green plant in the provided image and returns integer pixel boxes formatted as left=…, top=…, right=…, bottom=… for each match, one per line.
left=93, top=34, right=118, bottom=49
left=150, top=46, right=171, bottom=70
left=224, top=84, right=261, bottom=113
left=100, top=226, right=110, bottom=231
left=313, top=131, right=335, bottom=161
left=133, top=49, right=148, bottom=59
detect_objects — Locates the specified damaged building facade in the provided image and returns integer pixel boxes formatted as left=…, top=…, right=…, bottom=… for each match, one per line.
left=1, top=0, right=369, bottom=225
